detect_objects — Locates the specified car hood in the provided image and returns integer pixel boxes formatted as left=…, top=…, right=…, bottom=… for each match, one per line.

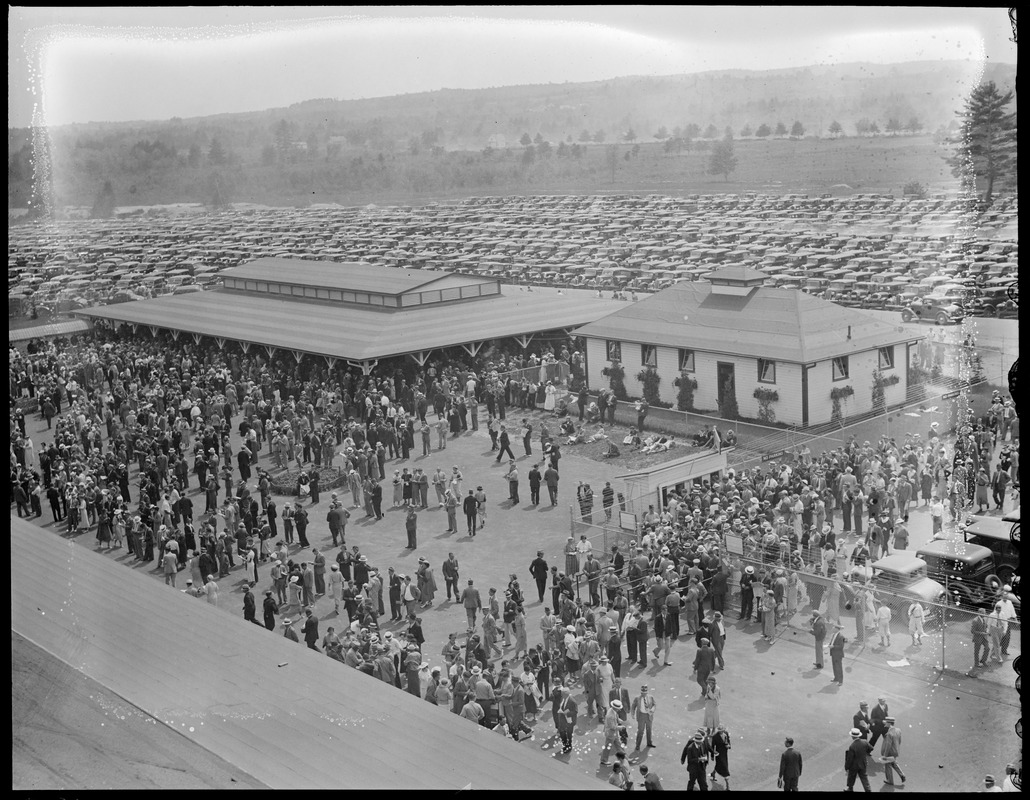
left=907, top=577, right=947, bottom=600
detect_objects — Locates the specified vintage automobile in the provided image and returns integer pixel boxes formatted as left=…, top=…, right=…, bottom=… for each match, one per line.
left=865, top=554, right=949, bottom=614
left=900, top=295, right=964, bottom=325
left=962, top=510, right=1020, bottom=588
left=914, top=539, right=998, bottom=610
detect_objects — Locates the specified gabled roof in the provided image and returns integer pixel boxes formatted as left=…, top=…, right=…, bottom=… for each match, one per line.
left=221, top=258, right=493, bottom=296
left=575, top=280, right=919, bottom=363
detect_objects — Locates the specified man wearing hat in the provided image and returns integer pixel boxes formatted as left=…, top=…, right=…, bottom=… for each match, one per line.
left=845, top=727, right=874, bottom=792
left=262, top=589, right=279, bottom=630
left=828, top=622, right=847, bottom=686
left=460, top=579, right=483, bottom=629
left=810, top=611, right=827, bottom=669
left=879, top=715, right=905, bottom=786
left=739, top=565, right=756, bottom=621
left=680, top=730, right=712, bottom=791
left=555, top=686, right=578, bottom=754
left=529, top=550, right=549, bottom=604
left=631, top=684, right=657, bottom=751
left=868, top=697, right=890, bottom=747
left=600, top=700, right=624, bottom=767
left=281, top=616, right=299, bottom=643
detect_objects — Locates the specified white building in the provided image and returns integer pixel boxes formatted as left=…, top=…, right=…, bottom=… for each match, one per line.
left=487, top=134, right=507, bottom=149
left=574, top=266, right=923, bottom=428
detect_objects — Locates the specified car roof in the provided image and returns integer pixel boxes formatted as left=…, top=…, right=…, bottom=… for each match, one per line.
left=1002, top=508, right=1020, bottom=524
left=872, top=554, right=927, bottom=573
left=915, top=538, right=994, bottom=564
left=963, top=515, right=1012, bottom=541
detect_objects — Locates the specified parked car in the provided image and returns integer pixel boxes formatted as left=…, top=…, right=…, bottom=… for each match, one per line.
left=866, top=554, right=948, bottom=613
left=914, top=539, right=998, bottom=610
left=962, top=510, right=1020, bottom=587
left=900, top=296, right=964, bottom=325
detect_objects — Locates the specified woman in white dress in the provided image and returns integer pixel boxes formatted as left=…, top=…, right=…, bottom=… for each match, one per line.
left=543, top=381, right=557, bottom=412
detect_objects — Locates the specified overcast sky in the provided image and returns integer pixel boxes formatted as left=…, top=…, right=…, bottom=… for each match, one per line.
left=8, top=6, right=1016, bottom=129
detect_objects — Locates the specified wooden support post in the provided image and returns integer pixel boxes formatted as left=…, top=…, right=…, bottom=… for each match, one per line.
left=214, top=337, right=226, bottom=350
left=409, top=350, right=432, bottom=367
left=514, top=334, right=533, bottom=350
left=169, top=329, right=181, bottom=341
left=265, top=345, right=277, bottom=358
left=292, top=351, right=304, bottom=364
left=148, top=326, right=159, bottom=338
left=240, top=341, right=251, bottom=354
left=459, top=341, right=484, bottom=358
left=323, top=356, right=338, bottom=370
left=347, top=359, right=378, bottom=376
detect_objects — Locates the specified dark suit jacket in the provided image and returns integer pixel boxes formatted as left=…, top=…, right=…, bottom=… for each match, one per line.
left=779, top=748, right=803, bottom=779
left=870, top=702, right=889, bottom=733
left=845, top=738, right=873, bottom=772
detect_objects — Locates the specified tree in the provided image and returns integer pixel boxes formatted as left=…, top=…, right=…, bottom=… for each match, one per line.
left=623, top=128, right=637, bottom=142
left=774, top=121, right=788, bottom=137
left=945, top=81, right=1017, bottom=204
left=90, top=180, right=116, bottom=219
left=855, top=118, right=871, bottom=136
left=521, top=146, right=535, bottom=166
left=906, top=116, right=923, bottom=134
left=208, top=137, right=228, bottom=166
left=885, top=118, right=902, bottom=136
left=684, top=123, right=700, bottom=139
left=274, top=119, right=291, bottom=164
left=740, top=124, right=753, bottom=138
left=187, top=143, right=202, bottom=168
left=593, top=129, right=607, bottom=144
left=570, top=142, right=583, bottom=159
left=755, top=123, right=771, bottom=138
left=519, top=132, right=532, bottom=146
left=868, top=121, right=880, bottom=135
left=703, top=124, right=719, bottom=139
left=533, top=132, right=544, bottom=145
left=605, top=144, right=620, bottom=183
left=708, top=135, right=738, bottom=181
left=654, top=125, right=670, bottom=140
left=578, top=129, right=592, bottom=142
left=260, top=144, right=276, bottom=166
left=556, top=140, right=569, bottom=157
left=828, top=120, right=843, bottom=137
left=790, top=120, right=805, bottom=138
left=536, top=140, right=552, bottom=158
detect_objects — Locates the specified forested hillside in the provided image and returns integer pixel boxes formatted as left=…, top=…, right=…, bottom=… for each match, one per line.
left=8, top=60, right=1015, bottom=210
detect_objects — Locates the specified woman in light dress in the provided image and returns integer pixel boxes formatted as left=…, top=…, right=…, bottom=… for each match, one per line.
left=543, top=381, right=557, bottom=412
left=703, top=676, right=721, bottom=733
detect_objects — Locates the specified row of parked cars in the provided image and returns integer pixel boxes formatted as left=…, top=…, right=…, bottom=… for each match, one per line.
left=9, top=192, right=1017, bottom=322
left=865, top=508, right=1020, bottom=619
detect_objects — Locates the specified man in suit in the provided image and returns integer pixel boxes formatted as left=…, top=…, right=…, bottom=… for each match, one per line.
left=779, top=737, right=803, bottom=791
left=460, top=579, right=483, bottom=629
left=555, top=686, right=578, bottom=753
left=852, top=701, right=872, bottom=739
left=829, top=622, right=847, bottom=685
left=631, top=684, right=657, bottom=751
left=442, top=552, right=460, bottom=601
left=692, top=638, right=717, bottom=697
left=529, top=551, right=549, bottom=603
left=528, top=463, right=542, bottom=505
left=811, top=611, right=827, bottom=668
left=301, top=607, right=320, bottom=651
left=845, top=727, right=874, bottom=792
left=462, top=490, right=478, bottom=536
left=868, top=697, right=889, bottom=747
left=544, top=464, right=560, bottom=505
left=880, top=715, right=906, bottom=786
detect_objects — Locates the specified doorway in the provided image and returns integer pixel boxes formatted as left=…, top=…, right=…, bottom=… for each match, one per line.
left=717, top=362, right=735, bottom=412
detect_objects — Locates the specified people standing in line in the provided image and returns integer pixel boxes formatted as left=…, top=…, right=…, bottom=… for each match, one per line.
left=778, top=737, right=803, bottom=791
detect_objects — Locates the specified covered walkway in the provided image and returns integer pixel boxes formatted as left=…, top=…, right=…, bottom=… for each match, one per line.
left=10, top=517, right=607, bottom=790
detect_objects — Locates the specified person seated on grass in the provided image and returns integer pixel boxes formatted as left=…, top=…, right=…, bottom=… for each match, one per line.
left=641, top=435, right=674, bottom=454
left=559, top=418, right=577, bottom=437
left=552, top=397, right=569, bottom=418
left=623, top=427, right=643, bottom=450
left=585, top=402, right=601, bottom=424
left=587, top=426, right=607, bottom=443
left=602, top=438, right=621, bottom=459
left=566, top=425, right=587, bottom=446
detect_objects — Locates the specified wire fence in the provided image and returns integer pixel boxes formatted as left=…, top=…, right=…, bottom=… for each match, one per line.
left=549, top=514, right=1019, bottom=676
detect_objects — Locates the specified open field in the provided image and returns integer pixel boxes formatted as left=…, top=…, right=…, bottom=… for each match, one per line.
left=29, top=134, right=962, bottom=211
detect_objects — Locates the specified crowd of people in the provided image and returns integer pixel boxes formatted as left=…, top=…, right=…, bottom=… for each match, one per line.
left=10, top=325, right=1020, bottom=790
